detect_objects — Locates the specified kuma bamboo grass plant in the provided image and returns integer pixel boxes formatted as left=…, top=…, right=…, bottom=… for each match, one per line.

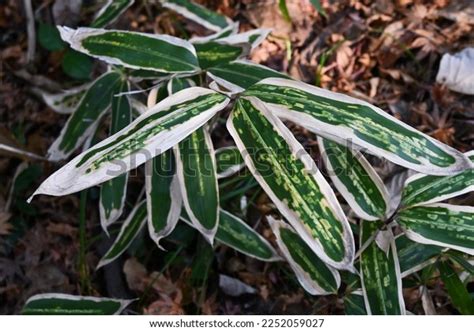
left=22, top=0, right=474, bottom=315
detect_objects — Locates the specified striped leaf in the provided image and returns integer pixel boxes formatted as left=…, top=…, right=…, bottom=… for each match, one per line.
left=91, top=0, right=135, bottom=28
left=58, top=27, right=199, bottom=74
left=181, top=209, right=280, bottom=262
left=227, top=97, right=354, bottom=269
left=22, top=293, right=132, bottom=315
left=100, top=80, right=132, bottom=233
left=244, top=78, right=471, bottom=175
left=215, top=146, right=245, bottom=178
left=145, top=150, right=182, bottom=249
left=397, top=203, right=474, bottom=255
left=194, top=41, right=249, bottom=70
left=211, top=28, right=270, bottom=51
left=268, top=217, right=340, bottom=295
left=47, top=71, right=122, bottom=161
left=395, top=234, right=444, bottom=277
left=159, top=0, right=233, bottom=32
left=194, top=29, right=270, bottom=69
left=207, top=60, right=289, bottom=93
left=360, top=220, right=405, bottom=315
left=97, top=200, right=147, bottom=268
left=401, top=151, right=474, bottom=207
left=438, top=261, right=474, bottom=315
left=175, top=126, right=219, bottom=243
left=189, top=23, right=239, bottom=44
left=318, top=137, right=390, bottom=220
left=167, top=77, right=195, bottom=95
left=39, top=83, right=90, bottom=114
left=29, top=88, right=229, bottom=199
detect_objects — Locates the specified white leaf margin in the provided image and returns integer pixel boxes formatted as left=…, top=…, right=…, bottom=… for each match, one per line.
left=318, top=136, right=390, bottom=221
left=28, top=87, right=230, bottom=200
left=399, top=203, right=474, bottom=255
left=360, top=224, right=406, bottom=315
left=227, top=96, right=355, bottom=270
left=173, top=125, right=219, bottom=244
left=23, top=293, right=133, bottom=315
left=268, top=216, right=341, bottom=295
left=58, top=26, right=199, bottom=74
left=252, top=78, right=472, bottom=176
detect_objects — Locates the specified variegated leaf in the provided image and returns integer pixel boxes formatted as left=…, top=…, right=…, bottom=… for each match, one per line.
left=158, top=0, right=233, bottom=32
left=401, top=151, right=474, bottom=207
left=194, top=40, right=249, bottom=70
left=181, top=209, right=280, bottom=262
left=360, top=220, right=405, bottom=315
left=58, top=27, right=200, bottom=74
left=22, top=293, right=132, bottom=315
left=166, top=77, right=195, bottom=95
left=395, top=234, right=444, bottom=278
left=39, top=83, right=90, bottom=114
left=175, top=126, right=219, bottom=244
left=48, top=71, right=122, bottom=161
left=268, top=217, right=340, bottom=295
left=210, top=28, right=270, bottom=50
left=91, top=0, right=135, bottom=28
left=29, top=88, right=229, bottom=199
left=397, top=203, right=474, bottom=255
left=244, top=78, right=471, bottom=175
left=194, top=29, right=270, bottom=69
left=97, top=200, right=147, bottom=268
left=215, top=146, right=245, bottom=178
left=318, top=137, right=390, bottom=220
left=189, top=23, right=239, bottom=44
left=100, top=80, right=132, bottom=233
left=146, top=150, right=182, bottom=249
left=207, top=60, right=289, bottom=93
left=227, top=97, right=354, bottom=269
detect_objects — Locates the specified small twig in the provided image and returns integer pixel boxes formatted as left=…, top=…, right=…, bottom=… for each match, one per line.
left=23, top=0, right=36, bottom=64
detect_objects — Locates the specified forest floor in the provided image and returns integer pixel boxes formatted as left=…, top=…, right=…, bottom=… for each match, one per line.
left=0, top=0, right=473, bottom=314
